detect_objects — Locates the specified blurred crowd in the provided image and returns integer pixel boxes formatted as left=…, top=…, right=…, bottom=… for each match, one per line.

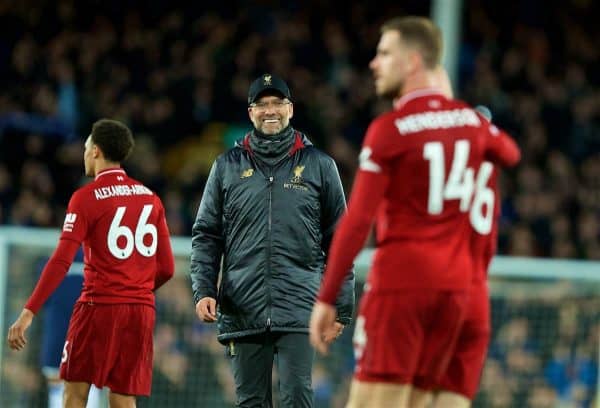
left=0, top=0, right=598, bottom=257
left=480, top=287, right=599, bottom=408
left=0, top=0, right=598, bottom=407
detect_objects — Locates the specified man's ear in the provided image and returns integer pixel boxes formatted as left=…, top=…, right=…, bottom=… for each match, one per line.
left=407, top=50, right=423, bottom=75
left=93, top=144, right=101, bottom=159
left=288, top=103, right=294, bottom=120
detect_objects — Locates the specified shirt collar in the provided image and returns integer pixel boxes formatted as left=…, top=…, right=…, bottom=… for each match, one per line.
left=393, top=88, right=445, bottom=111
left=95, top=168, right=126, bottom=181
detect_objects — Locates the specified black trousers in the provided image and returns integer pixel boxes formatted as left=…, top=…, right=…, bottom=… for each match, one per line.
left=226, top=332, right=315, bottom=408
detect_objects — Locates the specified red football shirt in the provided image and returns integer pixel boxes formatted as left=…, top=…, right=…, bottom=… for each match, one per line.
left=26, top=168, right=174, bottom=312
left=319, top=89, right=520, bottom=303
left=471, top=164, right=500, bottom=284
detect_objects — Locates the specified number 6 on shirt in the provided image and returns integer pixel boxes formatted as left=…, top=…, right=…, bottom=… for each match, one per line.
left=107, top=204, right=158, bottom=259
left=424, top=140, right=494, bottom=234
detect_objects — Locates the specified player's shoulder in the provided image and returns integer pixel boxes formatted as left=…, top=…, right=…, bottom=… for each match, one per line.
left=360, top=111, right=407, bottom=151
left=70, top=180, right=96, bottom=204
left=441, top=96, right=471, bottom=109
left=368, top=96, right=469, bottom=129
left=440, top=97, right=487, bottom=122
left=372, top=109, right=399, bottom=125
left=124, top=175, right=163, bottom=202
left=366, top=110, right=400, bottom=136
left=399, top=90, right=473, bottom=114
left=125, top=175, right=154, bottom=192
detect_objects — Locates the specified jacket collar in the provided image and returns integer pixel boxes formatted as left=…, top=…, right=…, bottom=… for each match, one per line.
left=239, top=131, right=310, bottom=156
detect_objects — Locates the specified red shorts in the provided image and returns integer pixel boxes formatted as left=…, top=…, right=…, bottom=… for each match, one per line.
left=437, top=282, right=490, bottom=398
left=60, top=302, right=155, bottom=396
left=353, top=289, right=469, bottom=388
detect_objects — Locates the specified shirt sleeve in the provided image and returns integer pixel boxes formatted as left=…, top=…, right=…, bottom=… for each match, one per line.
left=25, top=190, right=89, bottom=313
left=25, top=239, right=81, bottom=313
left=60, top=190, right=89, bottom=243
left=318, top=117, right=394, bottom=304
left=319, top=156, right=355, bottom=323
left=481, top=119, right=521, bottom=168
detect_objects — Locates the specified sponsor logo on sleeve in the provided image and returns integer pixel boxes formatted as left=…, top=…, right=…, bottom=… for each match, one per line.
left=63, top=213, right=77, bottom=232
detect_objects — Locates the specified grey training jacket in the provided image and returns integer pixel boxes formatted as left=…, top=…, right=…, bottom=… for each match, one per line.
left=190, top=131, right=355, bottom=344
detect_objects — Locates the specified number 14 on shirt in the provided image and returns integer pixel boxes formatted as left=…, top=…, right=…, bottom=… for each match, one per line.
left=423, top=140, right=494, bottom=235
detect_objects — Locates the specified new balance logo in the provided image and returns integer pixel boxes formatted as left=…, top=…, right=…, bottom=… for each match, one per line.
left=241, top=168, right=254, bottom=179
left=63, top=213, right=77, bottom=232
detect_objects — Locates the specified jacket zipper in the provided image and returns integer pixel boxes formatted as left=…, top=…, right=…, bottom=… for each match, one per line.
left=266, top=175, right=274, bottom=330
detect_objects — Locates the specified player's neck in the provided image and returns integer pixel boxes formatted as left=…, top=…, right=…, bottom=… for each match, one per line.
left=400, top=70, right=438, bottom=97
left=94, top=161, right=122, bottom=177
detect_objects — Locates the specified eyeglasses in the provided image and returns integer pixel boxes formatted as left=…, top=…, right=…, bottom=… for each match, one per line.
left=249, top=100, right=291, bottom=110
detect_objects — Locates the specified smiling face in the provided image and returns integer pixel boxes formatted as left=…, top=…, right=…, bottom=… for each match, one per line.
left=248, top=94, right=294, bottom=135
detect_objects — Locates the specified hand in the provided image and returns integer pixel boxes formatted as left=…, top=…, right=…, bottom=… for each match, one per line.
left=195, top=297, right=217, bottom=322
left=322, top=322, right=345, bottom=345
left=7, top=309, right=34, bottom=351
left=309, top=301, right=337, bottom=355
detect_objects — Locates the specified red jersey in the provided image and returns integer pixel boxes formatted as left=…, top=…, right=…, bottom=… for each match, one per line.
left=469, top=163, right=500, bottom=284
left=319, top=89, right=520, bottom=303
left=26, top=168, right=174, bottom=313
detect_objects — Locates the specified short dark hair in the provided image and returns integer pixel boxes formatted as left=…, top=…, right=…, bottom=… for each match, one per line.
left=381, top=16, right=443, bottom=69
left=91, top=119, right=135, bottom=163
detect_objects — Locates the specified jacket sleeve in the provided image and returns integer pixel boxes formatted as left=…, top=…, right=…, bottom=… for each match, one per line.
left=320, top=156, right=355, bottom=325
left=190, top=159, right=224, bottom=305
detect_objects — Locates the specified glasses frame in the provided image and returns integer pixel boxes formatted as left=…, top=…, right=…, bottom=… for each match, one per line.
left=249, top=99, right=292, bottom=110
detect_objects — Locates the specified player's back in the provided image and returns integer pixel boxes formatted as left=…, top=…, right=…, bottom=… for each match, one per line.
left=366, top=90, right=517, bottom=291
left=65, top=168, right=168, bottom=306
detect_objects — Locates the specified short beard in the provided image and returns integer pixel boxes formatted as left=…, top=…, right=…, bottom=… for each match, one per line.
left=377, top=78, right=404, bottom=99
left=257, top=119, right=289, bottom=136
left=259, top=126, right=282, bottom=135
